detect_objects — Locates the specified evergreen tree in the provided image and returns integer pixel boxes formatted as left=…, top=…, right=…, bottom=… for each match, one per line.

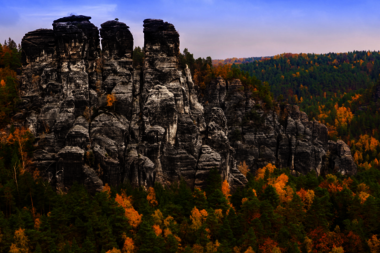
left=205, top=168, right=222, bottom=198
left=241, top=227, right=258, bottom=252
left=34, top=244, right=42, bottom=253
left=136, top=219, right=164, bottom=253
left=262, top=185, right=279, bottom=208
left=165, top=234, right=179, bottom=253
left=305, top=195, right=331, bottom=231
left=82, top=236, right=96, bottom=253
left=218, top=217, right=235, bottom=248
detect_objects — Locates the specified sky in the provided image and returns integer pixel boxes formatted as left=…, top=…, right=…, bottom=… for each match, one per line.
left=0, top=0, right=380, bottom=59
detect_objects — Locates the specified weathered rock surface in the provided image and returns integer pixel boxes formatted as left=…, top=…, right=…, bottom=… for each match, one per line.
left=19, top=15, right=357, bottom=192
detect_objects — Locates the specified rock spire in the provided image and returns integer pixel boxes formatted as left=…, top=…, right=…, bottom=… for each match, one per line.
left=18, top=15, right=357, bottom=193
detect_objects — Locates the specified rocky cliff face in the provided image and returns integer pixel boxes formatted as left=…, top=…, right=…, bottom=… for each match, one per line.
left=18, top=15, right=357, bottom=193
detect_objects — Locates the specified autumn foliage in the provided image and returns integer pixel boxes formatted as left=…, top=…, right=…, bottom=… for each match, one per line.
left=255, top=163, right=276, bottom=180
left=122, top=236, right=135, bottom=253
left=115, top=192, right=143, bottom=229
left=2, top=43, right=380, bottom=252
left=9, top=228, right=29, bottom=253
left=107, top=93, right=117, bottom=107
left=238, top=161, right=250, bottom=177
left=147, top=187, right=158, bottom=206
left=296, top=188, right=315, bottom=210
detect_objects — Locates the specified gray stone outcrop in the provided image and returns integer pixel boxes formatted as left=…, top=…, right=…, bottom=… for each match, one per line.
left=18, top=15, right=357, bottom=192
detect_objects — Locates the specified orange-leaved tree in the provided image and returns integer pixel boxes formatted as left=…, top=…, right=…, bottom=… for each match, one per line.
left=319, top=174, right=344, bottom=193
left=296, top=188, right=315, bottom=210
left=259, top=238, right=279, bottom=253
left=222, top=179, right=234, bottom=210
left=115, top=193, right=142, bottom=229
left=122, top=235, right=135, bottom=253
left=268, top=173, right=293, bottom=203
left=106, top=248, right=121, bottom=253
left=102, top=183, right=111, bottom=198
left=107, top=94, right=117, bottom=107
left=153, top=224, right=162, bottom=237
left=147, top=187, right=158, bottom=206
left=255, top=163, right=276, bottom=180
left=368, top=234, right=380, bottom=253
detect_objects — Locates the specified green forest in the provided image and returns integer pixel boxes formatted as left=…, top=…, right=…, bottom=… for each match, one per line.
left=2, top=41, right=380, bottom=253
left=233, top=51, right=380, bottom=171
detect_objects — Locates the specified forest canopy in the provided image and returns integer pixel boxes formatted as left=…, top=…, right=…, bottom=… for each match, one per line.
left=1, top=41, right=380, bottom=252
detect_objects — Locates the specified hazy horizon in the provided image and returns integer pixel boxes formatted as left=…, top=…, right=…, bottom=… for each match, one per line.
left=1, top=0, right=379, bottom=60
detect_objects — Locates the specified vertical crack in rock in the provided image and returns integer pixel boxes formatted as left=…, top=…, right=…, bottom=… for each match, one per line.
left=19, top=15, right=357, bottom=193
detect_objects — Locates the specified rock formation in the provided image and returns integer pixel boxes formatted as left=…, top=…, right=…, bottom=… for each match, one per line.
left=18, top=15, right=357, bottom=193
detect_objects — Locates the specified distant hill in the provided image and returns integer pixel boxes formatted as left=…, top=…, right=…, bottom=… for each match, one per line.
left=212, top=56, right=273, bottom=66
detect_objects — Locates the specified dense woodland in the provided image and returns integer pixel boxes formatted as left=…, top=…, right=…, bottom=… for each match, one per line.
left=232, top=51, right=380, bottom=171
left=2, top=41, right=380, bottom=252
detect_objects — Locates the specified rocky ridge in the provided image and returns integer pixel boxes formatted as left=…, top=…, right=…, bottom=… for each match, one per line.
left=18, top=15, right=357, bottom=193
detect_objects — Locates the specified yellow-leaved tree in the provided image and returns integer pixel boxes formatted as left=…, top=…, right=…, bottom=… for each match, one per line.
left=238, top=161, right=250, bottom=177
left=9, top=228, right=29, bottom=253
left=190, top=207, right=208, bottom=230
left=206, top=240, right=220, bottom=253
left=329, top=246, right=344, bottom=253
left=152, top=209, right=164, bottom=225
left=255, top=163, right=276, bottom=180
left=368, top=235, right=380, bottom=253
left=244, top=246, right=255, bottom=253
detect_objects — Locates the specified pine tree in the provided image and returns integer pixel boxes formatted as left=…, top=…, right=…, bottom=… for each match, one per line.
left=262, top=185, right=279, bottom=208
left=219, top=217, right=235, bottom=248
left=183, top=246, right=194, bottom=253
left=276, top=226, right=291, bottom=250
left=82, top=236, right=96, bottom=253
left=61, top=243, right=71, bottom=253
left=193, top=188, right=208, bottom=211
left=241, top=227, right=257, bottom=252
left=259, top=200, right=279, bottom=238
left=227, top=209, right=243, bottom=244
left=174, top=179, right=195, bottom=217
left=205, top=209, right=220, bottom=241
left=34, top=244, right=42, bottom=253
left=207, top=189, right=230, bottom=214
left=362, top=196, right=379, bottom=234
left=71, top=238, right=81, bottom=253
left=95, top=215, right=118, bottom=251
left=165, top=234, right=179, bottom=253
left=136, top=219, right=164, bottom=253
left=305, top=195, right=331, bottom=230
left=195, top=225, right=210, bottom=248
left=205, top=168, right=222, bottom=198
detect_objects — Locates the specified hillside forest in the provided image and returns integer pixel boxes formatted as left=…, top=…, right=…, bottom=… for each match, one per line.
left=2, top=41, right=380, bottom=253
